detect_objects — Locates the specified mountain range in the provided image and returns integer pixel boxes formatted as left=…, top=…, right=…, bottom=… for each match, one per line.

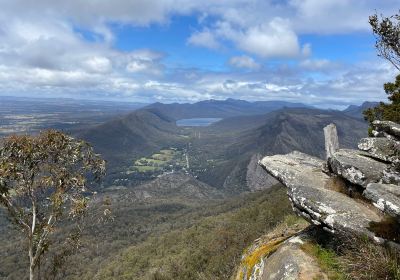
left=78, top=98, right=369, bottom=194
left=342, top=101, right=379, bottom=119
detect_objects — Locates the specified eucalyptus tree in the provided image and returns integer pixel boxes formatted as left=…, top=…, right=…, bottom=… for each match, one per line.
left=0, top=130, right=105, bottom=280
left=364, top=11, right=400, bottom=124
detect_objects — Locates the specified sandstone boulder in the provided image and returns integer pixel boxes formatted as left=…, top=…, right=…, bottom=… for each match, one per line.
left=260, top=233, right=328, bottom=280
left=364, top=183, right=400, bottom=218
left=373, top=120, right=400, bottom=139
left=358, top=137, right=400, bottom=163
left=328, top=149, right=388, bottom=187
left=382, top=169, right=400, bottom=185
left=259, top=151, right=382, bottom=240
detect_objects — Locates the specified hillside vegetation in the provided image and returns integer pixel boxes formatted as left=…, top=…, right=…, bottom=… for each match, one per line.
left=92, top=186, right=293, bottom=280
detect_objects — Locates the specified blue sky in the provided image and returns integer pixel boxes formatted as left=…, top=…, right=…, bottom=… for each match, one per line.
left=0, top=0, right=399, bottom=108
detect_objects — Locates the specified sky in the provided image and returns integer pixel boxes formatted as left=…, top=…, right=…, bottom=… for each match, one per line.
left=0, top=0, right=399, bottom=108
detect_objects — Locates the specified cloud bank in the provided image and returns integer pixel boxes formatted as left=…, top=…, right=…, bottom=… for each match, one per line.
left=0, top=0, right=398, bottom=107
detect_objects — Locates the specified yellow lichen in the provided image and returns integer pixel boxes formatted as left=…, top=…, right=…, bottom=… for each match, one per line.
left=233, top=215, right=309, bottom=280
left=235, top=236, right=288, bottom=280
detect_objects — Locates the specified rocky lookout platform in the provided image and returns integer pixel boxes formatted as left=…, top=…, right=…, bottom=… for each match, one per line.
left=235, top=121, right=400, bottom=280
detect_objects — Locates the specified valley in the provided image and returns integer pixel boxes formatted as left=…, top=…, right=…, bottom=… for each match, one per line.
left=0, top=98, right=373, bottom=279
left=0, top=96, right=146, bottom=137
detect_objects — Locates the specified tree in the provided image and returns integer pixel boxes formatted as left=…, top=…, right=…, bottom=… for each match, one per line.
left=369, top=11, right=400, bottom=71
left=0, top=130, right=105, bottom=280
left=364, top=11, right=400, bottom=124
left=364, top=74, right=400, bottom=124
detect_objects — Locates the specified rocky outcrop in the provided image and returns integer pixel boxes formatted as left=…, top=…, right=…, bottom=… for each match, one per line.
left=328, top=149, right=388, bottom=187
left=358, top=137, right=400, bottom=163
left=372, top=120, right=400, bottom=138
left=260, top=232, right=328, bottom=280
left=364, top=183, right=400, bottom=218
left=233, top=218, right=328, bottom=280
left=259, top=151, right=382, bottom=239
left=236, top=121, right=400, bottom=280
left=259, top=120, right=400, bottom=239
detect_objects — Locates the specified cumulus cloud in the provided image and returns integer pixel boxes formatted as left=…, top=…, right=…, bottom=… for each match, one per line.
left=236, top=18, right=302, bottom=58
left=299, top=59, right=338, bottom=71
left=83, top=57, right=112, bottom=73
left=228, top=55, right=261, bottom=70
left=187, top=30, right=221, bottom=49
left=0, top=0, right=397, bottom=106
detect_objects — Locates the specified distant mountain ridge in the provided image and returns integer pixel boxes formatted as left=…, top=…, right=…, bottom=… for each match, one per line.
left=145, top=98, right=312, bottom=119
left=78, top=108, right=184, bottom=165
left=195, top=108, right=368, bottom=193
left=77, top=99, right=369, bottom=194
left=342, top=101, right=379, bottom=119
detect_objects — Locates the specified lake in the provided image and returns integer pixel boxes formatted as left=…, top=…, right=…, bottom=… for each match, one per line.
left=176, top=118, right=222, bottom=127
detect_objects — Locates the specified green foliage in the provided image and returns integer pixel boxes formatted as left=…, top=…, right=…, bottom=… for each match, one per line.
left=301, top=242, right=346, bottom=280
left=93, top=186, right=292, bottom=280
left=364, top=11, right=400, bottom=125
left=0, top=130, right=105, bottom=279
left=369, top=11, right=400, bottom=71
left=364, top=74, right=400, bottom=124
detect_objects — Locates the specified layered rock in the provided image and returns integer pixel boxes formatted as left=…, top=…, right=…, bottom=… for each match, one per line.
left=259, top=120, right=400, bottom=240
left=358, top=137, right=400, bottom=163
left=372, top=120, right=400, bottom=139
left=237, top=121, right=400, bottom=280
left=328, top=149, right=388, bottom=187
left=364, top=183, right=400, bottom=218
left=259, top=233, right=328, bottom=280
left=259, top=152, right=382, bottom=239
left=233, top=219, right=328, bottom=280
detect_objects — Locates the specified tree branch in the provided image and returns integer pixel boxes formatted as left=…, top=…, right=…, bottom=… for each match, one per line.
left=32, top=214, right=55, bottom=268
left=0, top=194, right=30, bottom=232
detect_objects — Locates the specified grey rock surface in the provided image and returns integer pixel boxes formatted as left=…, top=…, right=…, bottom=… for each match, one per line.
left=324, top=123, right=339, bottom=159
left=373, top=120, right=400, bottom=138
left=259, top=151, right=382, bottom=239
left=382, top=169, right=400, bottom=185
left=364, top=183, right=400, bottom=218
left=328, top=149, right=388, bottom=187
left=261, top=233, right=328, bottom=280
left=247, top=154, right=278, bottom=191
left=358, top=137, right=400, bottom=163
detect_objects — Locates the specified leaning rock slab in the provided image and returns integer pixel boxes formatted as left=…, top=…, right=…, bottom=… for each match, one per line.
left=364, top=183, right=400, bottom=218
left=373, top=120, right=400, bottom=139
left=358, top=137, right=400, bottom=163
left=328, top=149, right=388, bottom=187
left=259, top=151, right=382, bottom=239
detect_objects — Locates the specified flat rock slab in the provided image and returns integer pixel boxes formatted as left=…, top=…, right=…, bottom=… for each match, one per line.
left=358, top=137, right=400, bottom=163
left=373, top=120, right=400, bottom=139
left=259, top=151, right=382, bottom=239
left=364, top=183, right=400, bottom=218
left=328, top=149, right=388, bottom=187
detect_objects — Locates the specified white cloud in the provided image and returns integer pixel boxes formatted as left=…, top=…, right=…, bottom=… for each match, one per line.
left=299, top=59, right=337, bottom=71
left=83, top=56, right=112, bottom=73
left=228, top=55, right=261, bottom=70
left=187, top=30, right=220, bottom=49
left=237, top=18, right=301, bottom=58
left=0, top=0, right=397, bottom=106
left=194, top=18, right=309, bottom=59
left=289, top=0, right=398, bottom=34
